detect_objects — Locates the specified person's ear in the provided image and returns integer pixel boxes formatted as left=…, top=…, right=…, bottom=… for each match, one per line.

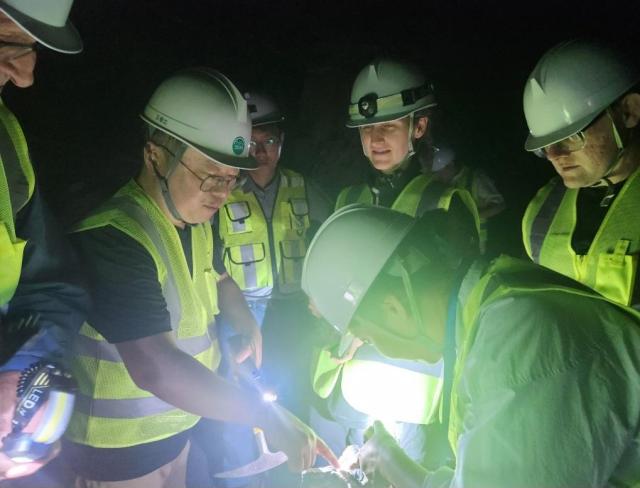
left=382, top=293, right=411, bottom=321
left=413, top=116, right=429, bottom=139
left=143, top=141, right=163, bottom=170
left=618, top=93, right=640, bottom=129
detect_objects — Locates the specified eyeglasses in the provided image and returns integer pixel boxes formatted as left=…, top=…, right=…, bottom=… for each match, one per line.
left=155, top=143, right=243, bottom=192
left=248, top=137, right=280, bottom=154
left=533, top=110, right=607, bottom=159
left=0, top=40, right=38, bottom=60
left=179, top=160, right=243, bottom=193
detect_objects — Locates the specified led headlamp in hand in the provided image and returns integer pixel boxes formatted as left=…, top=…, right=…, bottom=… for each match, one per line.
left=1, top=361, right=75, bottom=463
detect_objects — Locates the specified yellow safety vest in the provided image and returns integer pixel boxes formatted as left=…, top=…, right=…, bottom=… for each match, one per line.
left=451, top=166, right=490, bottom=253
left=449, top=255, right=640, bottom=450
left=313, top=174, right=480, bottom=424
left=0, top=101, right=35, bottom=306
left=67, top=180, right=220, bottom=448
left=522, top=170, right=640, bottom=306
left=218, top=168, right=310, bottom=295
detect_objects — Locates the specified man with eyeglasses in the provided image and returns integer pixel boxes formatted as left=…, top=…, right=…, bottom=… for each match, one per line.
left=522, top=40, right=640, bottom=309
left=201, top=91, right=330, bottom=487
left=65, top=70, right=337, bottom=487
left=0, top=0, right=89, bottom=482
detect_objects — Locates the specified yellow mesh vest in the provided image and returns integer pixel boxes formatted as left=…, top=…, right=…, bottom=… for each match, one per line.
left=314, top=175, right=480, bottom=424
left=523, top=169, right=640, bottom=306
left=0, top=101, right=35, bottom=306
left=67, top=180, right=220, bottom=448
left=218, top=168, right=309, bottom=294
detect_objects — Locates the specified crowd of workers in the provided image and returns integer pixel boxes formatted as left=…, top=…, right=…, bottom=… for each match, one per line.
left=1, top=1, right=640, bottom=488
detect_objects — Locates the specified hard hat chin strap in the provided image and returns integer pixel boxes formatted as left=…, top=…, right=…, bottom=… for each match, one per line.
left=592, top=109, right=626, bottom=207
left=398, top=259, right=443, bottom=359
left=152, top=144, right=192, bottom=224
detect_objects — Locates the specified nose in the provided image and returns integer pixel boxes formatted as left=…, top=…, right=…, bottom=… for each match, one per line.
left=370, top=126, right=386, bottom=143
left=0, top=50, right=36, bottom=88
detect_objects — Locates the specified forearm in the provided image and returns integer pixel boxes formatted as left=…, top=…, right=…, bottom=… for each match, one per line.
left=122, top=339, right=269, bottom=427
left=217, top=275, right=258, bottom=335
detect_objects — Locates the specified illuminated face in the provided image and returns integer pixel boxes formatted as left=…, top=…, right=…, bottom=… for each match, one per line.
left=249, top=125, right=282, bottom=179
left=359, top=118, right=412, bottom=173
left=0, top=14, right=37, bottom=89
left=545, top=111, right=622, bottom=188
left=349, top=298, right=443, bottom=364
left=168, top=147, right=239, bottom=224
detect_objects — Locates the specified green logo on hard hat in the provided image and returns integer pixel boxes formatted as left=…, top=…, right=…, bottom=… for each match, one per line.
left=232, top=137, right=245, bottom=155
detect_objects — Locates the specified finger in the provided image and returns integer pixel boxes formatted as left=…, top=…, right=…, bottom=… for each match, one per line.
left=6, top=460, right=44, bottom=479
left=316, top=437, right=340, bottom=468
left=253, top=339, right=262, bottom=369
left=233, top=344, right=252, bottom=364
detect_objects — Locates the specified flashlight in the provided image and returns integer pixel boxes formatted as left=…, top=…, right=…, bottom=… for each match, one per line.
left=1, top=361, right=75, bottom=463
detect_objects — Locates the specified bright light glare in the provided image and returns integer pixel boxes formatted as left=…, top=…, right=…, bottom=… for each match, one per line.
left=262, top=391, right=278, bottom=403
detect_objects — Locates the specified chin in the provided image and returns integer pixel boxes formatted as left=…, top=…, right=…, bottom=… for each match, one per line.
left=371, top=159, right=398, bottom=173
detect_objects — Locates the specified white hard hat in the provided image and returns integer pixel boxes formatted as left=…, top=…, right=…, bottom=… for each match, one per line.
left=523, top=40, right=639, bottom=151
left=141, top=68, right=256, bottom=170
left=302, top=205, right=416, bottom=332
left=245, top=92, right=285, bottom=127
left=347, top=58, right=437, bottom=128
left=0, top=0, right=82, bottom=54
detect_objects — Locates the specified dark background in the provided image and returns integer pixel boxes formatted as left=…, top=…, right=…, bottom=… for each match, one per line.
left=5, top=0, right=640, bottom=256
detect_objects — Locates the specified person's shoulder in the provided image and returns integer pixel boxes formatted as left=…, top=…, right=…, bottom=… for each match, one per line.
left=470, top=289, right=611, bottom=387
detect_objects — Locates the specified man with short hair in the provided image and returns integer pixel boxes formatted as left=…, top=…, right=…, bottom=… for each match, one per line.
left=522, top=40, right=640, bottom=308
left=65, top=69, right=336, bottom=487
left=0, top=0, right=88, bottom=481
left=302, top=205, right=640, bottom=487
left=204, top=91, right=330, bottom=487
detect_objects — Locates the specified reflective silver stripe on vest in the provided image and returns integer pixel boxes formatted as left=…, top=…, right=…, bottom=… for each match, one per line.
left=228, top=202, right=248, bottom=232
left=74, top=392, right=178, bottom=418
left=353, top=344, right=443, bottom=377
left=0, top=108, right=28, bottom=223
left=112, top=197, right=182, bottom=330
left=240, top=244, right=258, bottom=289
left=529, top=179, right=566, bottom=263
left=416, top=180, right=448, bottom=217
left=75, top=332, right=213, bottom=363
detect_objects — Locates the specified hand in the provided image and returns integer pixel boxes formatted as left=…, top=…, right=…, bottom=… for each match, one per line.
left=231, top=324, right=262, bottom=368
left=330, top=336, right=364, bottom=365
left=358, top=421, right=398, bottom=480
left=262, top=403, right=339, bottom=472
left=0, top=371, right=59, bottom=481
left=359, top=421, right=428, bottom=488
left=308, top=298, right=322, bottom=319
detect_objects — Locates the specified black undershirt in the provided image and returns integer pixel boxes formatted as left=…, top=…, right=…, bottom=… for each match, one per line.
left=572, top=182, right=624, bottom=254
left=369, top=156, right=422, bottom=207
left=67, top=224, right=225, bottom=481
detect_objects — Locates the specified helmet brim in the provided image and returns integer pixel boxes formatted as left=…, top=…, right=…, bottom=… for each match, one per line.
left=191, top=141, right=258, bottom=170
left=0, top=2, right=82, bottom=54
left=346, top=102, right=437, bottom=128
left=524, top=111, right=599, bottom=152
left=142, top=116, right=258, bottom=170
